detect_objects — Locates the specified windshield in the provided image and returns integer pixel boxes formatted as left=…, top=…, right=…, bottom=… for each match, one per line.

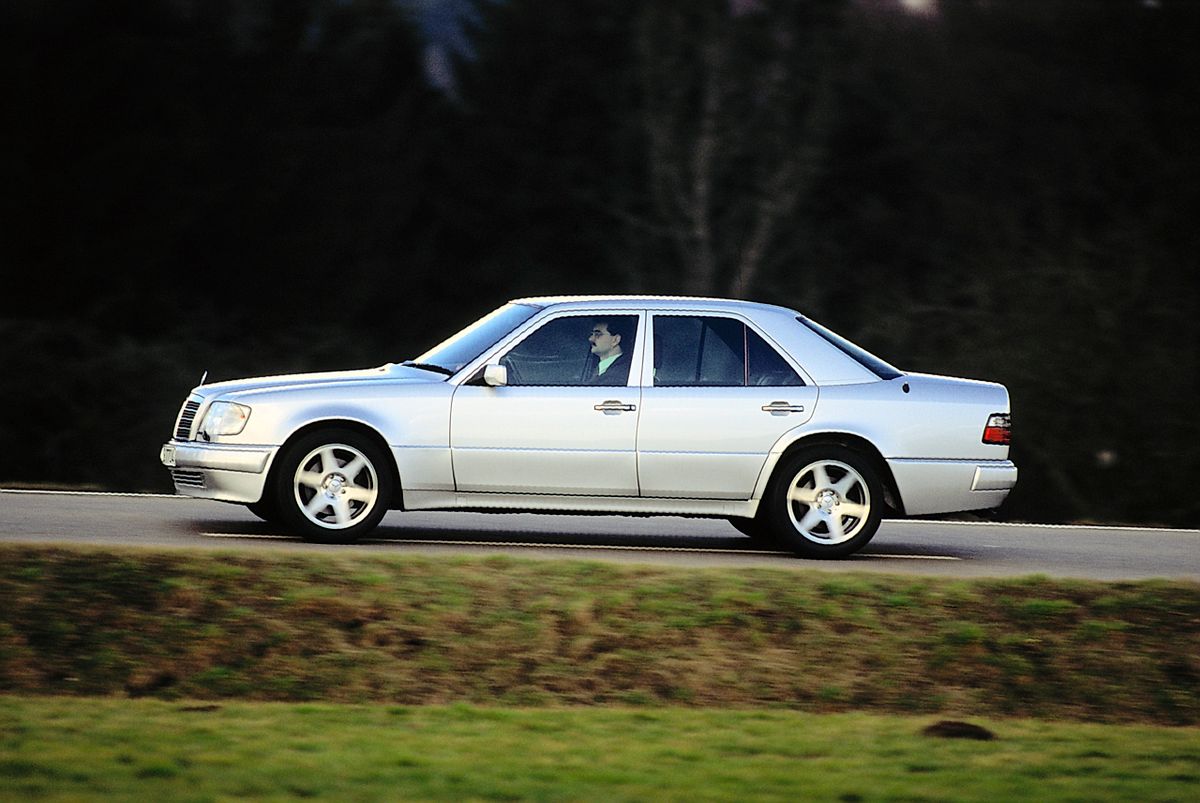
left=411, top=303, right=541, bottom=374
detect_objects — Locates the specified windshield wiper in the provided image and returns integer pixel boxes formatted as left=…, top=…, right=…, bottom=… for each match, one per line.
left=401, top=361, right=455, bottom=376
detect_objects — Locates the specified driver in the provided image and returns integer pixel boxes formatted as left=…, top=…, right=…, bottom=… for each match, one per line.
left=587, top=319, right=633, bottom=385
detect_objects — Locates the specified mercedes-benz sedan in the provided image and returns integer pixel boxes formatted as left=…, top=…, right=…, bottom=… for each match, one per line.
left=161, top=296, right=1016, bottom=557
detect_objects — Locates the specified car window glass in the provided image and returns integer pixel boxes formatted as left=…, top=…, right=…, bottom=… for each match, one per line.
left=796, top=315, right=902, bottom=380
left=412, top=303, right=541, bottom=373
left=501, top=314, right=638, bottom=386
left=747, top=328, right=805, bottom=386
left=653, top=316, right=745, bottom=386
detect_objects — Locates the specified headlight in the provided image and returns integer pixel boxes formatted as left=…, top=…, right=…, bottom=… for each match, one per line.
left=199, top=401, right=251, bottom=438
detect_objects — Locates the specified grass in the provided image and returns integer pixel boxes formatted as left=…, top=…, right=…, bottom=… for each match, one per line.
left=2, top=696, right=1198, bottom=802
left=1, top=544, right=1198, bottom=723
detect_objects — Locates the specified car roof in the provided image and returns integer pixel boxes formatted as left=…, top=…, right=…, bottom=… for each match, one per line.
left=503, top=295, right=886, bottom=385
left=511, top=295, right=801, bottom=317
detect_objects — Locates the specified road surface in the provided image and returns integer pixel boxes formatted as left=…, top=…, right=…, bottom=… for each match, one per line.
left=2, top=490, right=1197, bottom=580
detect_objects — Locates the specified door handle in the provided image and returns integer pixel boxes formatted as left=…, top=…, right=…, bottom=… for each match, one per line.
left=594, top=400, right=636, bottom=414
left=762, top=401, right=804, bottom=415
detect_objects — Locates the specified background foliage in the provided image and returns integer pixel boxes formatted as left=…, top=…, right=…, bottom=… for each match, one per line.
left=3, top=0, right=1197, bottom=525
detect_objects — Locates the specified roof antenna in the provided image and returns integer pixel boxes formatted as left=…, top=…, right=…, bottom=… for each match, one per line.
left=199, top=370, right=209, bottom=386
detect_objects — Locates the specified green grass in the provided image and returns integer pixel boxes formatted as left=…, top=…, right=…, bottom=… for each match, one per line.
left=1, top=696, right=1198, bottom=802
left=1, top=545, right=1199, bottom=722
left=3, top=544, right=1199, bottom=800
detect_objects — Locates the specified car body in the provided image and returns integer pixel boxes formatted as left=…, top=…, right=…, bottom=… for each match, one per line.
left=161, top=296, right=1016, bottom=557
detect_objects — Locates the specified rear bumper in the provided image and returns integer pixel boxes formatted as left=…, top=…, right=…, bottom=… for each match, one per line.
left=887, top=458, right=1017, bottom=516
left=160, top=441, right=276, bottom=504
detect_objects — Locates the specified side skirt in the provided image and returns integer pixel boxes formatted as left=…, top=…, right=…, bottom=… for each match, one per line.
left=402, top=490, right=759, bottom=520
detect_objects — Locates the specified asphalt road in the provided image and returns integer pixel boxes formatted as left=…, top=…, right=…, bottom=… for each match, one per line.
left=2, top=489, right=1197, bottom=581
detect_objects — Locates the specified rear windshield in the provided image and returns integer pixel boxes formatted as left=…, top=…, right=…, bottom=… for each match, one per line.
left=797, top=316, right=903, bottom=380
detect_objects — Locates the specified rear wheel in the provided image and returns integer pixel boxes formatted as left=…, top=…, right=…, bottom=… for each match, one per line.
left=272, top=428, right=393, bottom=543
left=727, top=516, right=778, bottom=547
left=765, top=446, right=882, bottom=558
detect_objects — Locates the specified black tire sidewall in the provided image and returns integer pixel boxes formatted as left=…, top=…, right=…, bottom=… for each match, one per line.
left=245, top=498, right=281, bottom=524
left=765, top=445, right=883, bottom=559
left=727, top=516, right=778, bottom=545
left=272, top=428, right=393, bottom=543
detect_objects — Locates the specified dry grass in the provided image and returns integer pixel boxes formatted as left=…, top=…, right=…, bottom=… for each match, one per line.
left=1, top=544, right=1198, bottom=723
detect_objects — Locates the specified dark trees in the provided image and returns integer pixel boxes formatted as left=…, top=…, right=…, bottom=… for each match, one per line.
left=451, top=0, right=842, bottom=299
left=2, top=0, right=1196, bottom=524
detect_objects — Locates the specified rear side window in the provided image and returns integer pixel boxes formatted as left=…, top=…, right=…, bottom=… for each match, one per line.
left=748, top=328, right=806, bottom=386
left=653, top=316, right=805, bottom=387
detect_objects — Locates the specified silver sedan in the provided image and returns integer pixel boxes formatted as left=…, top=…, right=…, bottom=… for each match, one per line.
left=161, top=296, right=1016, bottom=558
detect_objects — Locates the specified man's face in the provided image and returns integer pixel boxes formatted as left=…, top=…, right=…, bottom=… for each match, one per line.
left=589, top=323, right=621, bottom=359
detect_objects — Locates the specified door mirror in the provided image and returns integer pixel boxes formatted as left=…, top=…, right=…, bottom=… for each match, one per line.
left=483, top=364, right=508, bottom=387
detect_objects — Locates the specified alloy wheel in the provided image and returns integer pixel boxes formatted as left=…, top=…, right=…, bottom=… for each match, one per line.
left=785, top=459, right=872, bottom=545
left=292, top=442, right=380, bottom=530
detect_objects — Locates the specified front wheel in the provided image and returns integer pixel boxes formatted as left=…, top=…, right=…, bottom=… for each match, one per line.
left=764, top=446, right=883, bottom=559
left=245, top=498, right=281, bottom=524
left=271, top=428, right=393, bottom=543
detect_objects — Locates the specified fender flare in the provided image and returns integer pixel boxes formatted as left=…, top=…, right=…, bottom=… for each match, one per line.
left=749, top=428, right=905, bottom=516
left=262, top=418, right=404, bottom=510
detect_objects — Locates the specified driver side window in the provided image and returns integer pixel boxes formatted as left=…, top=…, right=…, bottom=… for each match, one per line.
left=500, top=314, right=639, bottom=386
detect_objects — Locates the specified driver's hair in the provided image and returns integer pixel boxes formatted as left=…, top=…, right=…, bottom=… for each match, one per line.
left=594, top=317, right=633, bottom=346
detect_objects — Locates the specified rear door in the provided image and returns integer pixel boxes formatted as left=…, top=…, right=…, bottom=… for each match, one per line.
left=637, top=313, right=816, bottom=499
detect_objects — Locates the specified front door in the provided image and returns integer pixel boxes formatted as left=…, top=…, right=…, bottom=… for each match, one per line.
left=450, top=312, right=644, bottom=496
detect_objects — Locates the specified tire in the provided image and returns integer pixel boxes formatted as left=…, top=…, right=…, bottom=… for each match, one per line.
left=271, top=428, right=393, bottom=543
left=245, top=498, right=281, bottom=524
left=727, top=516, right=778, bottom=547
left=764, top=445, right=883, bottom=558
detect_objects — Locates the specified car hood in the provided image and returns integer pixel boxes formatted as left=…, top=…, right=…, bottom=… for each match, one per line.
left=191, top=363, right=445, bottom=399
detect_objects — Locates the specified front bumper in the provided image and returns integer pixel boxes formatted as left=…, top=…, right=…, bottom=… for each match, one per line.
left=160, top=441, right=277, bottom=503
left=886, top=458, right=1017, bottom=516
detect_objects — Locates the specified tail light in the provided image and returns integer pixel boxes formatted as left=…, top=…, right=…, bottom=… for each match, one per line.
left=982, top=413, right=1011, bottom=445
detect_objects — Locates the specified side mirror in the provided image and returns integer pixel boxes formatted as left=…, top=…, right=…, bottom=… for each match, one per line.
left=482, top=364, right=508, bottom=387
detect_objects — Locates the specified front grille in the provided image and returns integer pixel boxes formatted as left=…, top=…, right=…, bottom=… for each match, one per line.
left=175, top=400, right=201, bottom=440
left=171, top=469, right=205, bottom=489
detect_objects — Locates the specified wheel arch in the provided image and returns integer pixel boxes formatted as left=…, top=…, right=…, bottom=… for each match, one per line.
left=761, top=432, right=905, bottom=516
left=265, top=419, right=404, bottom=510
